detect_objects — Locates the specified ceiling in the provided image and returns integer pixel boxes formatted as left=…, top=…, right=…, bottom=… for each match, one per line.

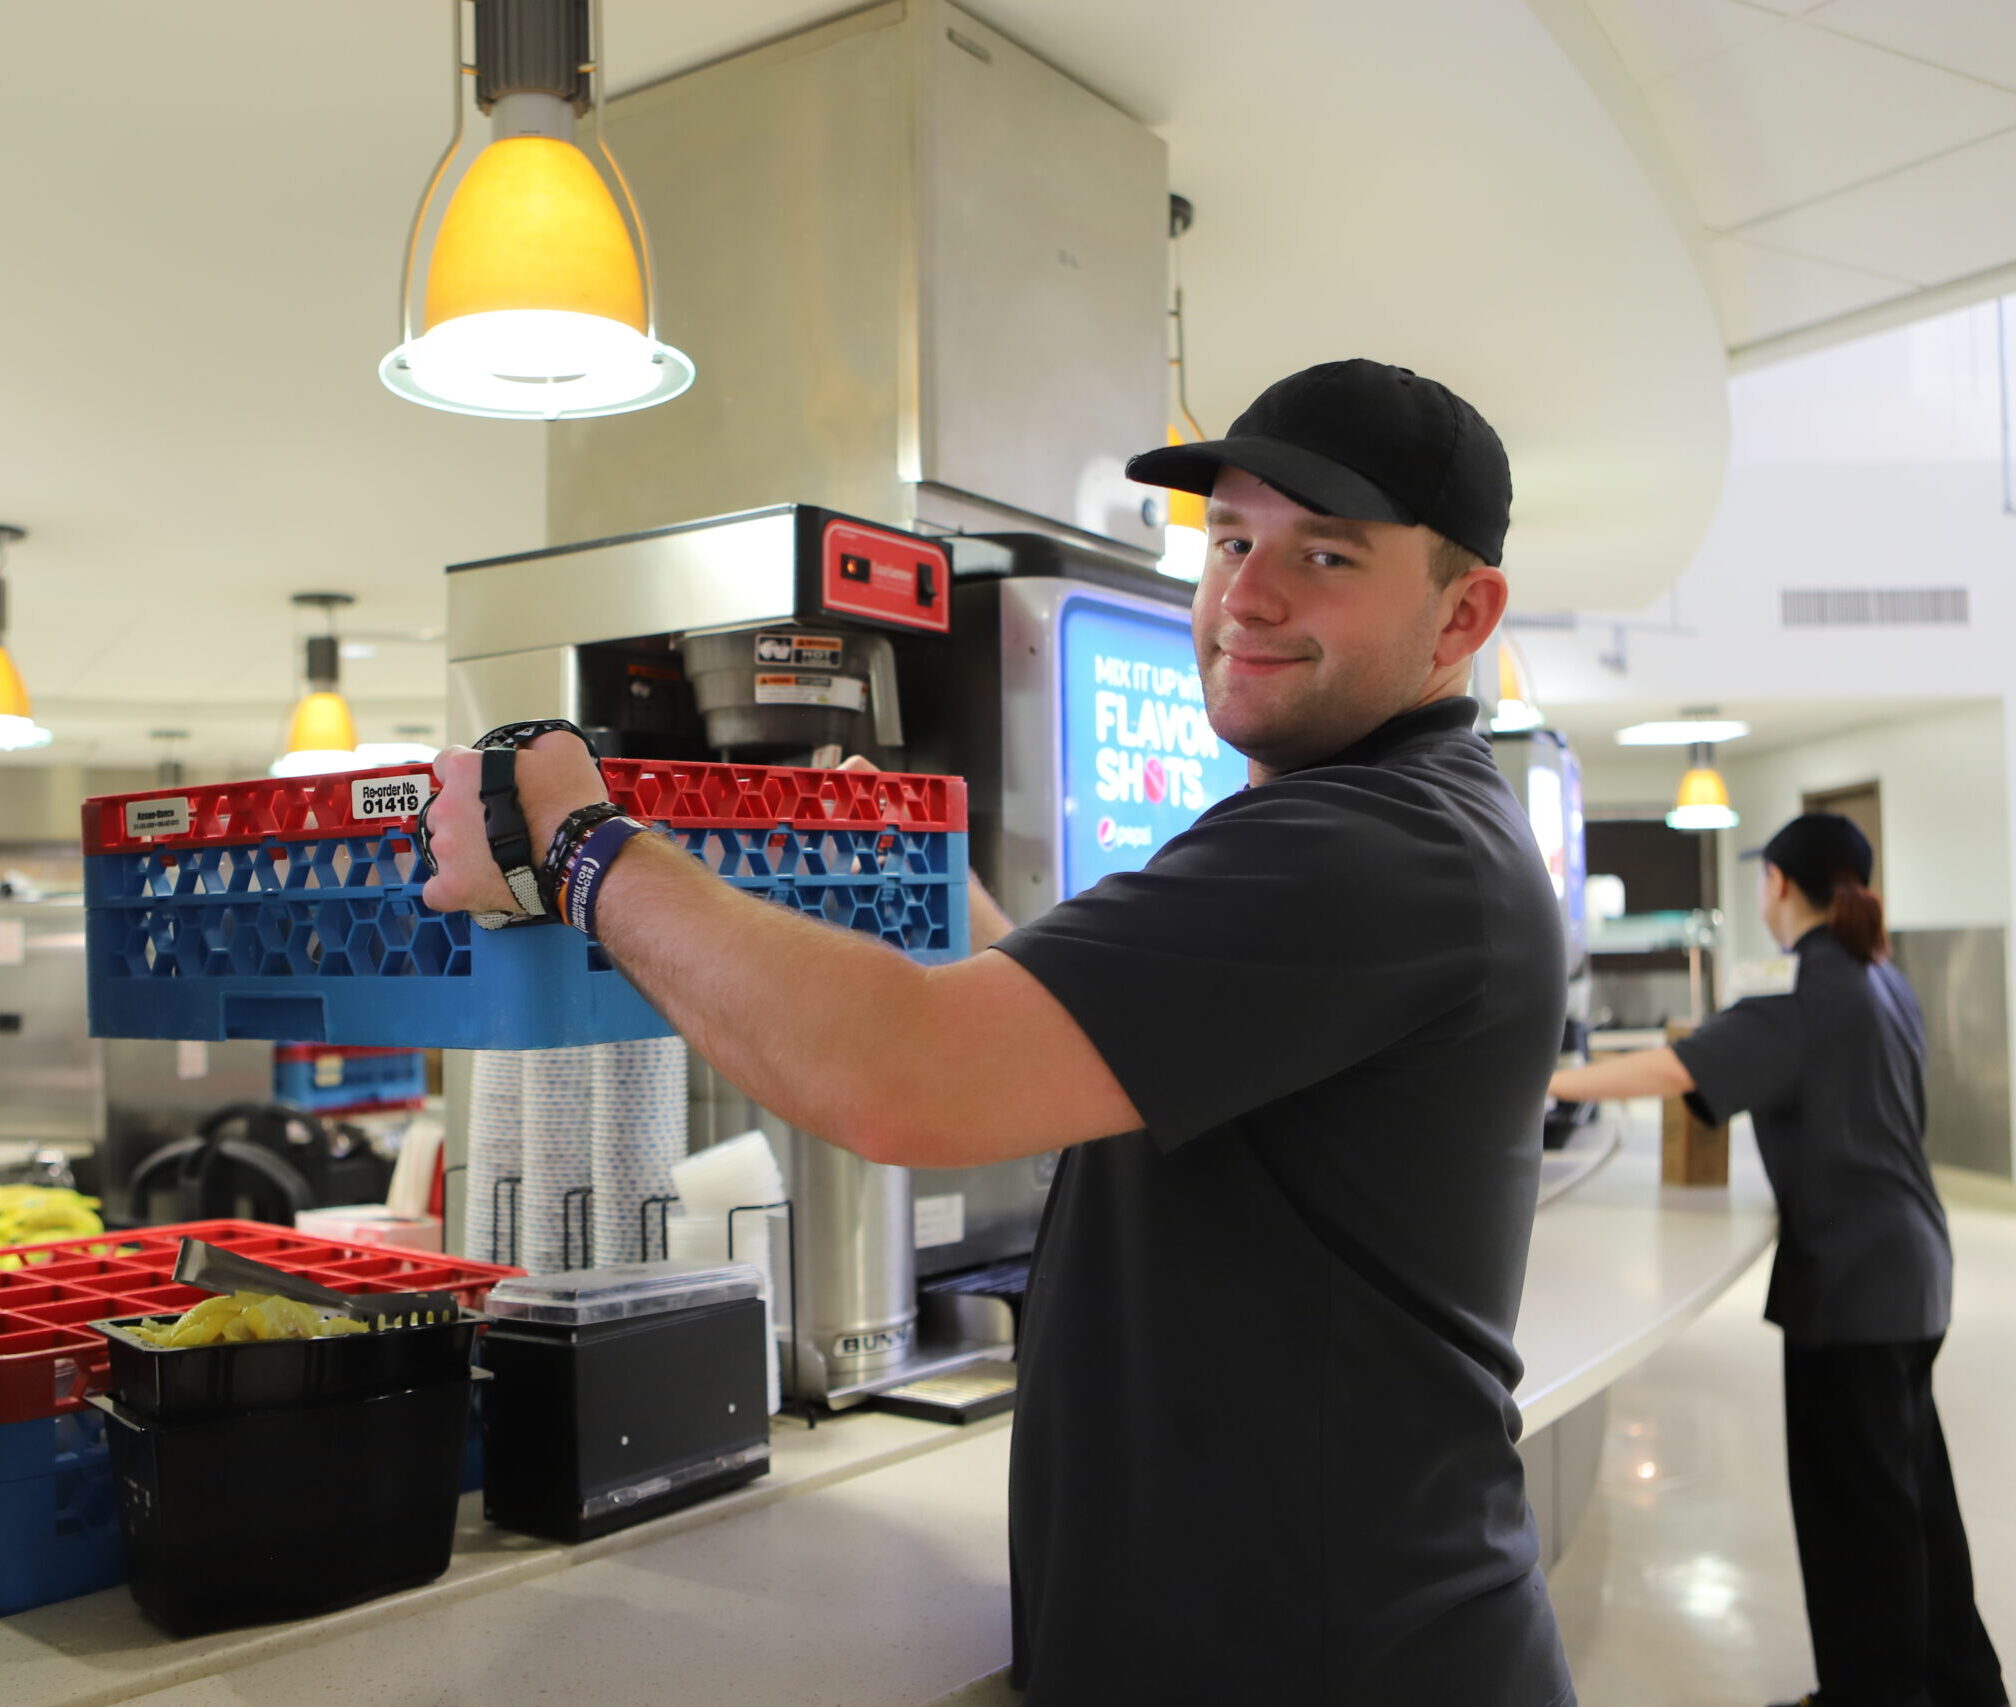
left=3, top=0, right=2012, bottom=777
left=1556, top=0, right=2016, bottom=359
left=1543, top=696, right=1996, bottom=764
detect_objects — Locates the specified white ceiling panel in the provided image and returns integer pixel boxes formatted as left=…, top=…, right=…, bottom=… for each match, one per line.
left=1704, top=236, right=1916, bottom=347
left=1737, top=0, right=1841, bottom=14
left=1583, top=0, right=1784, bottom=86
left=1641, top=19, right=2016, bottom=228
left=1737, top=126, right=2016, bottom=287
left=1817, top=0, right=2016, bottom=94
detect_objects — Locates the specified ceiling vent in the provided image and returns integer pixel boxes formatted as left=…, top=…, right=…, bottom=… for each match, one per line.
left=1781, top=588, right=1969, bottom=627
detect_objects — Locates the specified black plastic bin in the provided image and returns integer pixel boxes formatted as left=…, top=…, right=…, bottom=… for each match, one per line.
left=88, top=1375, right=477, bottom=1637
left=93, top=1310, right=482, bottom=1422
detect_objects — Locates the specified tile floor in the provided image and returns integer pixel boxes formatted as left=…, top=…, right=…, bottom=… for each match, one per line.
left=1551, top=1198, right=2016, bottom=1706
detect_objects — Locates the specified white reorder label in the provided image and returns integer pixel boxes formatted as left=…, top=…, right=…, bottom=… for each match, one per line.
left=350, top=773, right=429, bottom=821
left=124, top=796, right=191, bottom=839
left=913, top=1192, right=967, bottom=1250
left=753, top=673, right=867, bottom=712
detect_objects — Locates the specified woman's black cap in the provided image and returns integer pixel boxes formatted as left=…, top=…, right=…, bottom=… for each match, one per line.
left=1125, top=358, right=1513, bottom=565
left=1754, top=812, right=1875, bottom=897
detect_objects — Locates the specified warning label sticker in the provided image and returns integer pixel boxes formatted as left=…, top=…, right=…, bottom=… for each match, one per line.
left=753, top=673, right=867, bottom=712
left=350, top=774, right=429, bottom=822
left=124, top=797, right=191, bottom=839
left=754, top=632, right=845, bottom=668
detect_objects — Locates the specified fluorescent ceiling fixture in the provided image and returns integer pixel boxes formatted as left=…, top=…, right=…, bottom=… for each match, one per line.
left=1618, top=719, right=1749, bottom=746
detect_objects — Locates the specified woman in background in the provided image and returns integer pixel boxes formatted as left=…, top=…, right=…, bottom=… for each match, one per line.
left=1549, top=813, right=2004, bottom=1707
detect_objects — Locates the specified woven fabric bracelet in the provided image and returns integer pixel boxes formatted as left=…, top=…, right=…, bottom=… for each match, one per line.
left=558, top=816, right=652, bottom=937
left=541, top=800, right=628, bottom=904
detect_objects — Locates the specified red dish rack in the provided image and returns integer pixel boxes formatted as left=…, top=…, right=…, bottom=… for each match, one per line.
left=0, top=1219, right=522, bottom=1426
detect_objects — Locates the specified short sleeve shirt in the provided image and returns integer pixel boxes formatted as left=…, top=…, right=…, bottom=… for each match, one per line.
left=993, top=697, right=1575, bottom=1707
left=1673, top=928, right=1951, bottom=1344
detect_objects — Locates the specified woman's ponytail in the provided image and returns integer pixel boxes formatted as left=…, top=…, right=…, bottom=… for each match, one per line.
left=1827, top=870, right=1889, bottom=964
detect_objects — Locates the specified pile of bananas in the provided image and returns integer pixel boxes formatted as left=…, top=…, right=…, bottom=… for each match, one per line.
left=0, top=1185, right=105, bottom=1258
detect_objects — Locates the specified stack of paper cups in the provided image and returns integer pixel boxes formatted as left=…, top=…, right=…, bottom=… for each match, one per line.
left=591, top=1037, right=689, bottom=1266
left=464, top=1051, right=523, bottom=1267
left=520, top=1045, right=597, bottom=1274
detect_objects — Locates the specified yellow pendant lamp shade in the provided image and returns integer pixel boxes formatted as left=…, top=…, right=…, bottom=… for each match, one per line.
left=424, top=136, right=645, bottom=334
left=1667, top=762, right=1738, bottom=831
left=1675, top=767, right=1730, bottom=812
left=0, top=644, right=29, bottom=720
left=286, top=690, right=358, bottom=757
left=1164, top=429, right=1209, bottom=534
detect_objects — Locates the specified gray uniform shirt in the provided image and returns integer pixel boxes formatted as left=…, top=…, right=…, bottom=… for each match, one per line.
left=1674, top=927, right=1951, bottom=1344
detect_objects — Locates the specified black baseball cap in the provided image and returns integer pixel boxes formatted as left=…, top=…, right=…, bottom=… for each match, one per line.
left=1126, top=359, right=1514, bottom=565
left=1745, top=813, right=1874, bottom=899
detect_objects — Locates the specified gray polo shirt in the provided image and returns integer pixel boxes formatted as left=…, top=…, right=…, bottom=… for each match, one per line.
left=994, top=697, right=1573, bottom=1707
left=1674, top=926, right=1951, bottom=1344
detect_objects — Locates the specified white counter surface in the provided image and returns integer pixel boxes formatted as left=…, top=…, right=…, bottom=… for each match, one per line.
left=5, top=1105, right=1775, bottom=1707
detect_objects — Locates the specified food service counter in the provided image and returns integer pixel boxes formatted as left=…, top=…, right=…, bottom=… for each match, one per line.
left=4, top=1102, right=1775, bottom=1707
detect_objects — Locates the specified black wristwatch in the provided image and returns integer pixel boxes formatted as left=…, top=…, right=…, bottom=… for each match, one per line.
left=414, top=719, right=605, bottom=930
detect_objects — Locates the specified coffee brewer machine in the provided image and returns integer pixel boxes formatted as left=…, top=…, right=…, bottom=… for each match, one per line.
left=444, top=510, right=1249, bottom=1406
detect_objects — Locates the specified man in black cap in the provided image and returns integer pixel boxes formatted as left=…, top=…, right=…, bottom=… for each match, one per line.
left=1552, top=814, right=2004, bottom=1707
left=422, top=359, right=1577, bottom=1705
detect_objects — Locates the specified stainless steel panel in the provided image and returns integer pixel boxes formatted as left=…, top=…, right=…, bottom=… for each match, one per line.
left=447, top=648, right=583, bottom=744
left=545, top=1, right=1165, bottom=553
left=447, top=511, right=798, bottom=663
left=100, top=1037, right=277, bottom=1203
left=916, top=4, right=1166, bottom=552
left=1891, top=927, right=2013, bottom=1178
left=0, top=901, right=97, bottom=1145
left=548, top=7, right=917, bottom=543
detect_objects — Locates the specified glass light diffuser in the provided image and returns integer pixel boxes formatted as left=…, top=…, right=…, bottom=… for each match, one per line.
left=380, top=2, right=693, bottom=421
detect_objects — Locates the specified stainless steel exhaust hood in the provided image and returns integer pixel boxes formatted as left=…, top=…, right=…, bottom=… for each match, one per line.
left=547, top=0, right=1169, bottom=562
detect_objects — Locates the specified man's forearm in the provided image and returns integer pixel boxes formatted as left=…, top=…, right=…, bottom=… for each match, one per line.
left=1549, top=1047, right=1695, bottom=1104
left=590, top=835, right=938, bottom=1160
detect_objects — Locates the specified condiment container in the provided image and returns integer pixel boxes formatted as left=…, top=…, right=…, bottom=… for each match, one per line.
left=480, top=1263, right=768, bottom=1542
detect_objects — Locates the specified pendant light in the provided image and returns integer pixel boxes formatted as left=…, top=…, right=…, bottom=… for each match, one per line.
left=273, top=594, right=361, bottom=778
left=380, top=0, right=695, bottom=421
left=1157, top=195, right=1210, bottom=582
left=1667, top=741, right=1739, bottom=832
left=0, top=526, right=51, bottom=754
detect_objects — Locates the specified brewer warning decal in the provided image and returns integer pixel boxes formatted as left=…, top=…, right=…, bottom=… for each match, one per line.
left=123, top=796, right=192, bottom=839
left=752, top=673, right=868, bottom=712
left=753, top=632, right=844, bottom=668
left=350, top=773, right=429, bottom=821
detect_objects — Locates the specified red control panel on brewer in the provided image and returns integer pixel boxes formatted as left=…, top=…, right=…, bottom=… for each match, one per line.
left=819, top=518, right=951, bottom=636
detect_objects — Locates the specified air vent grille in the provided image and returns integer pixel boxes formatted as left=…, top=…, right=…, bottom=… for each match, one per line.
left=1781, top=588, right=1969, bottom=627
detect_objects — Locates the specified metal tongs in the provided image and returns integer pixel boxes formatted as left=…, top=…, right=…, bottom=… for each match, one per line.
left=172, top=1238, right=462, bottom=1329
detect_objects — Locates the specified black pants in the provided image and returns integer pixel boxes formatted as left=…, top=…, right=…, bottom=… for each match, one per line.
left=1784, top=1338, right=2006, bottom=1707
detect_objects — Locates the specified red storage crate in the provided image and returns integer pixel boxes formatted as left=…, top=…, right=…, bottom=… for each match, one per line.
left=0, top=1220, right=520, bottom=1425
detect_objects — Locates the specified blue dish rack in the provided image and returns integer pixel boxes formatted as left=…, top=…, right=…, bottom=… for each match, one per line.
left=81, top=763, right=970, bottom=1051
left=0, top=1408, right=124, bottom=1616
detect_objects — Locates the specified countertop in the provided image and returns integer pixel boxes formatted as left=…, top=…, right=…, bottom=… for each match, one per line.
left=5, top=1104, right=1776, bottom=1707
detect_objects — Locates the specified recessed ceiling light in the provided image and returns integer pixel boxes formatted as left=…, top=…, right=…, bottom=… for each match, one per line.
left=1617, top=719, right=1749, bottom=746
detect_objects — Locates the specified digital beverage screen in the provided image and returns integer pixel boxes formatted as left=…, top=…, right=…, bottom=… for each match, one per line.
left=1058, top=596, right=1249, bottom=898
